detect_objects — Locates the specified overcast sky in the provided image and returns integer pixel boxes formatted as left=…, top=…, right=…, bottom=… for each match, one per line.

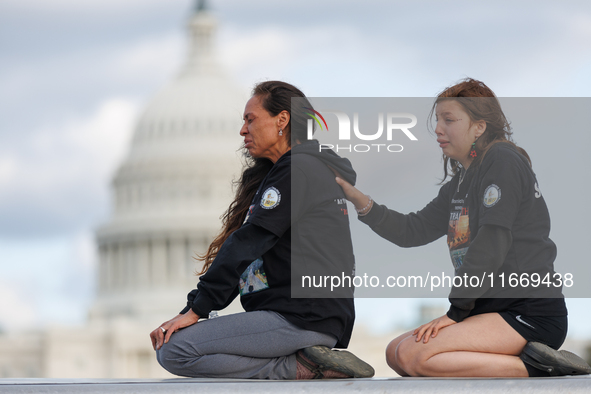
left=1, top=0, right=590, bottom=336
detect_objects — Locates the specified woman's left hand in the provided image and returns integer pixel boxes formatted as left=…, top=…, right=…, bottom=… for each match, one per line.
left=150, top=309, right=200, bottom=350
left=413, top=314, right=456, bottom=344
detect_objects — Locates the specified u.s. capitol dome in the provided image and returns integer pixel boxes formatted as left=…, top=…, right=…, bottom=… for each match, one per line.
left=92, top=1, right=247, bottom=324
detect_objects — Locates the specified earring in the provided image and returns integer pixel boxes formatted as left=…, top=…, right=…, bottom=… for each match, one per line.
left=279, top=129, right=283, bottom=136
left=469, top=141, right=477, bottom=158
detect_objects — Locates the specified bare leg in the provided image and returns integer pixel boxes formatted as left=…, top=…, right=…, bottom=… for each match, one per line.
left=385, top=330, right=413, bottom=376
left=395, top=313, right=528, bottom=377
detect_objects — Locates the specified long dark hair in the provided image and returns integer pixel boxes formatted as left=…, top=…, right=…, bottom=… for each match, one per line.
left=196, top=80, right=309, bottom=274
left=196, top=157, right=273, bottom=274
left=429, top=78, right=531, bottom=181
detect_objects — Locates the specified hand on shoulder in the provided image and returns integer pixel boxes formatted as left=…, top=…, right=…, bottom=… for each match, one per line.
left=335, top=177, right=370, bottom=212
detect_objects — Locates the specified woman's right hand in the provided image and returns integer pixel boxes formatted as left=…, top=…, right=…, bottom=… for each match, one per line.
left=151, top=315, right=178, bottom=351
left=335, top=177, right=370, bottom=212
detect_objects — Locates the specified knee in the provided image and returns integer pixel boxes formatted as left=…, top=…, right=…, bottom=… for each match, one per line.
left=385, top=339, right=398, bottom=370
left=157, top=340, right=200, bottom=377
left=396, top=337, right=428, bottom=377
left=156, top=343, right=177, bottom=373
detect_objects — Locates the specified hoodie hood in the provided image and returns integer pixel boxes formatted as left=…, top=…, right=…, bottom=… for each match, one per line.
left=291, top=140, right=357, bottom=186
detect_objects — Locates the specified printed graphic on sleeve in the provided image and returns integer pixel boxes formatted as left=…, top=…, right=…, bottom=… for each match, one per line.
left=260, top=187, right=281, bottom=209
left=448, top=207, right=471, bottom=270
left=239, top=258, right=269, bottom=296
left=243, top=204, right=255, bottom=224
left=483, top=184, right=501, bottom=207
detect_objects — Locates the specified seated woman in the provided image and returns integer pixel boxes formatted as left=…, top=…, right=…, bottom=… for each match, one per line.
left=149, top=80, right=374, bottom=380
left=336, top=78, right=591, bottom=377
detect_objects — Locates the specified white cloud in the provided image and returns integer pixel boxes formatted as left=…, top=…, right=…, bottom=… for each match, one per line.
left=22, top=97, right=137, bottom=191
left=105, top=32, right=185, bottom=87
left=571, top=14, right=591, bottom=37
left=0, top=32, right=184, bottom=111
left=217, top=23, right=425, bottom=96
left=71, top=231, right=98, bottom=271
left=218, top=26, right=299, bottom=85
left=59, top=98, right=139, bottom=178
left=0, top=155, right=17, bottom=187
left=0, top=98, right=139, bottom=236
left=0, top=282, right=37, bottom=331
left=1, top=0, right=191, bottom=14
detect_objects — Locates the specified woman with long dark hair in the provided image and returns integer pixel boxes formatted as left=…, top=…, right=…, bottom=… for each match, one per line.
left=149, top=81, right=373, bottom=380
left=336, top=78, right=591, bottom=377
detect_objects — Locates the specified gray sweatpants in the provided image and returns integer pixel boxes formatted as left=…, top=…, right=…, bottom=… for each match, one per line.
left=156, top=310, right=337, bottom=379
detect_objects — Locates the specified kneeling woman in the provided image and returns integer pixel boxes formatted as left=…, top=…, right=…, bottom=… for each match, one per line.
left=337, top=78, right=591, bottom=377
left=149, top=81, right=373, bottom=380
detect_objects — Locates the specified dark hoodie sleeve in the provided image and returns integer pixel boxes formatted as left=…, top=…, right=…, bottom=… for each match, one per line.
left=185, top=223, right=279, bottom=318
left=358, top=181, right=454, bottom=247
left=179, top=289, right=198, bottom=314
left=446, top=225, right=512, bottom=322
left=179, top=287, right=239, bottom=315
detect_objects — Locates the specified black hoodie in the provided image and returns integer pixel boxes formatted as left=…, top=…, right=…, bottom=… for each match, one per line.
left=184, top=141, right=357, bottom=348
left=292, top=139, right=357, bottom=185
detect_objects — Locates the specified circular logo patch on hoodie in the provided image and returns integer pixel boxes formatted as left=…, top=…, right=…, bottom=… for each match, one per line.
left=483, top=184, right=501, bottom=207
left=261, top=187, right=281, bottom=209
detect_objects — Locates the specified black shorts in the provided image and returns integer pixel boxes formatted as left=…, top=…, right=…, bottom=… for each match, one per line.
left=499, top=311, right=567, bottom=350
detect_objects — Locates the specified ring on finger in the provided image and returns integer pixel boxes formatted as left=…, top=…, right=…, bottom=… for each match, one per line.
left=160, top=326, right=166, bottom=333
